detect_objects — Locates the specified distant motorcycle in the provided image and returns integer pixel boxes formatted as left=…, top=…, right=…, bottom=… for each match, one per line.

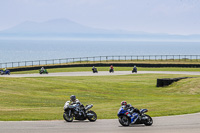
left=132, top=67, right=137, bottom=73
left=109, top=68, right=114, bottom=73
left=63, top=101, right=97, bottom=122
left=92, top=68, right=98, bottom=73
left=1, top=70, right=10, bottom=75
left=118, top=106, right=153, bottom=126
left=39, top=69, right=48, bottom=74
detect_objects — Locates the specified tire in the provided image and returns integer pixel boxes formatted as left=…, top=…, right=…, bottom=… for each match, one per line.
left=118, top=115, right=131, bottom=126
left=63, top=111, right=73, bottom=122
left=87, top=110, right=97, bottom=122
left=143, top=115, right=153, bottom=126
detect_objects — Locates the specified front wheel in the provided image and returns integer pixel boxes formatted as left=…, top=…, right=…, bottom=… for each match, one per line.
left=63, top=111, right=73, bottom=122
left=87, top=110, right=97, bottom=122
left=118, top=115, right=131, bottom=126
left=143, top=115, right=153, bottom=126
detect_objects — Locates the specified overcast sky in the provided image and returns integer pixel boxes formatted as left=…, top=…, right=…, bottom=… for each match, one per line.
left=0, top=0, right=200, bottom=35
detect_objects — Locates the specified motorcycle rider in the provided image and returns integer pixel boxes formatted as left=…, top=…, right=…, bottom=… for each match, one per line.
left=121, top=101, right=141, bottom=123
left=41, top=67, right=45, bottom=72
left=92, top=66, right=96, bottom=72
left=110, top=65, right=114, bottom=72
left=70, top=95, right=85, bottom=116
left=133, top=65, right=137, bottom=72
left=110, top=65, right=113, bottom=70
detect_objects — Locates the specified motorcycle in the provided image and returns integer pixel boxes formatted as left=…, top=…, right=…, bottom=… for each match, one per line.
left=1, top=70, right=10, bottom=75
left=132, top=67, right=137, bottom=73
left=109, top=68, right=114, bottom=73
left=117, top=106, right=153, bottom=126
left=92, top=68, right=98, bottom=73
left=63, top=101, right=97, bottom=122
left=39, top=69, right=48, bottom=74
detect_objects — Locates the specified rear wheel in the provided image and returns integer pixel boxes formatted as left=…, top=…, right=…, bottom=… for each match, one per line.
left=118, top=115, right=131, bottom=126
left=63, top=111, right=73, bottom=122
left=87, top=110, right=97, bottom=122
left=143, top=115, right=153, bottom=126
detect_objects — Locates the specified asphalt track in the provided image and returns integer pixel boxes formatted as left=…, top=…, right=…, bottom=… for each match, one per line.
left=0, top=113, right=200, bottom=133
left=1, top=71, right=200, bottom=77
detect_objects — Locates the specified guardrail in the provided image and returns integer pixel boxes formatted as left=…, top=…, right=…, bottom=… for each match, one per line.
left=0, top=55, right=200, bottom=69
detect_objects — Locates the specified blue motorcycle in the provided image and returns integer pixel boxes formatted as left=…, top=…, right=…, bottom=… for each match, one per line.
left=117, top=106, right=153, bottom=126
left=1, top=70, right=10, bottom=75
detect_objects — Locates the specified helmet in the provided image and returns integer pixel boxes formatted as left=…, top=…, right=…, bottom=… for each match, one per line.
left=121, top=101, right=127, bottom=106
left=70, top=95, right=76, bottom=101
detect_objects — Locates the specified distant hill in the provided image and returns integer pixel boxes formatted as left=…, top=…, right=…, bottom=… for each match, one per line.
left=0, top=18, right=200, bottom=41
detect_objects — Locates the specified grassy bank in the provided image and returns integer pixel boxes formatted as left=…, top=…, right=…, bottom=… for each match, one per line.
left=0, top=74, right=200, bottom=121
left=11, top=67, right=200, bottom=74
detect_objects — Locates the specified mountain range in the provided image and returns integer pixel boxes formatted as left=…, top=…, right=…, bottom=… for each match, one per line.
left=0, top=18, right=200, bottom=41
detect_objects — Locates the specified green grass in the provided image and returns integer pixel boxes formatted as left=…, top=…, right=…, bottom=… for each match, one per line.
left=0, top=74, right=200, bottom=121
left=12, top=67, right=200, bottom=74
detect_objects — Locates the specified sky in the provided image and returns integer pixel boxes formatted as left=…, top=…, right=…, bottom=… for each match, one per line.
left=0, top=0, right=200, bottom=35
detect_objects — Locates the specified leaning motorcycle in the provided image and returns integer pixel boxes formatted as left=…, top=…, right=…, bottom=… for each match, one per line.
left=109, top=68, right=114, bottom=73
left=132, top=67, right=137, bottom=73
left=117, top=106, right=153, bottom=126
left=63, top=101, right=97, bottom=122
left=1, top=70, right=10, bottom=75
left=39, top=69, right=48, bottom=74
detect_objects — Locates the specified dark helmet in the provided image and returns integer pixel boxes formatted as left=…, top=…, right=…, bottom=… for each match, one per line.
left=121, top=101, right=127, bottom=106
left=70, top=95, right=76, bottom=101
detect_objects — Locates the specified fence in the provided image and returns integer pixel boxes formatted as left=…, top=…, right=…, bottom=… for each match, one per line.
left=0, top=55, right=200, bottom=69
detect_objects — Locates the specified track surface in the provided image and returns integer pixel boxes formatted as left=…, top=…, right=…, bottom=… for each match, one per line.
left=1, top=71, right=200, bottom=77
left=0, top=113, right=200, bottom=133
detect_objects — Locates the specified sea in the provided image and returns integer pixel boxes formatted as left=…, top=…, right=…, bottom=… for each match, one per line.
left=0, top=39, right=200, bottom=63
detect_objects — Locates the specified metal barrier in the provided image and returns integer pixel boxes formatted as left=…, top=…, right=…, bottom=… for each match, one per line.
left=0, top=55, right=200, bottom=69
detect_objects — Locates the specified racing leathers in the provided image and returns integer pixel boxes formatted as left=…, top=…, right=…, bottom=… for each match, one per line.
left=124, top=104, right=140, bottom=123
left=70, top=99, right=85, bottom=116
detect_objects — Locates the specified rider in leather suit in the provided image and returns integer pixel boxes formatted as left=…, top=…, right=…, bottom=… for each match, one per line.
left=70, top=95, right=85, bottom=116
left=121, top=101, right=141, bottom=123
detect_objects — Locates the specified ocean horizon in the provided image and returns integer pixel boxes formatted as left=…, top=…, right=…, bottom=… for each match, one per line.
left=1, top=39, right=200, bottom=63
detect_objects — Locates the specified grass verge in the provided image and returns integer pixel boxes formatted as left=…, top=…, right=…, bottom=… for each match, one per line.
left=0, top=74, right=200, bottom=120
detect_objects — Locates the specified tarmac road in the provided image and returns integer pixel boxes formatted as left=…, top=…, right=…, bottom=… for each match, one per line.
left=0, top=113, right=200, bottom=133
left=1, top=71, right=200, bottom=77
